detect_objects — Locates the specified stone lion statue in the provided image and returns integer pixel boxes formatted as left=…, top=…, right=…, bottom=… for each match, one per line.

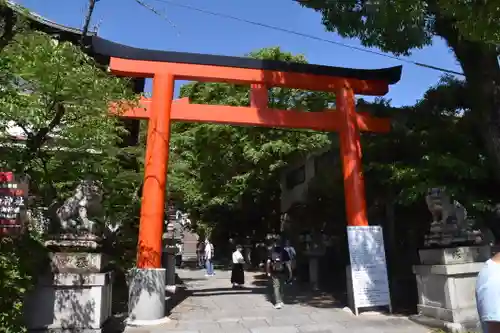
left=425, top=187, right=467, bottom=227
left=56, top=179, right=103, bottom=235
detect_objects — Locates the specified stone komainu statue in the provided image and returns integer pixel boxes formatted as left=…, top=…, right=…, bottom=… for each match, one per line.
left=425, top=188, right=467, bottom=228
left=56, top=179, right=103, bottom=234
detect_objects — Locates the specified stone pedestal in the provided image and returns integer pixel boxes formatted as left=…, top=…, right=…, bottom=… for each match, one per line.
left=24, top=255, right=113, bottom=333
left=411, top=246, right=490, bottom=332
left=126, top=268, right=170, bottom=326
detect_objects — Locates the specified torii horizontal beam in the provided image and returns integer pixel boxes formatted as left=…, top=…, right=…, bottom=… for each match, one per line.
left=95, top=35, right=403, bottom=269
left=111, top=97, right=391, bottom=133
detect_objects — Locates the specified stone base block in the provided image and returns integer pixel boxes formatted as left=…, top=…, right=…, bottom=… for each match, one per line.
left=419, top=246, right=491, bottom=265
left=127, top=268, right=168, bottom=325
left=50, top=252, right=107, bottom=273
left=413, top=250, right=488, bottom=332
left=24, top=272, right=113, bottom=332
left=410, top=314, right=481, bottom=333
left=417, top=303, right=479, bottom=326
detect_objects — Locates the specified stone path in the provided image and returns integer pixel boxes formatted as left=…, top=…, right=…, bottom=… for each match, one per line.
left=143, top=268, right=432, bottom=333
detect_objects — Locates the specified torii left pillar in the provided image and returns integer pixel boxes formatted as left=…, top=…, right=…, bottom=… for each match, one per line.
left=127, top=73, right=174, bottom=326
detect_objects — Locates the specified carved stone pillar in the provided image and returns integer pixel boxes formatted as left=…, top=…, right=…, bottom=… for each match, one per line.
left=24, top=235, right=113, bottom=332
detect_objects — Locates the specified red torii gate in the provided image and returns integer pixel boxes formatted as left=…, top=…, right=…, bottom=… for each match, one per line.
left=94, top=37, right=402, bottom=270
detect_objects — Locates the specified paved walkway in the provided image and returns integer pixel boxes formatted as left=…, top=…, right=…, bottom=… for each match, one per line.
left=149, top=268, right=431, bottom=333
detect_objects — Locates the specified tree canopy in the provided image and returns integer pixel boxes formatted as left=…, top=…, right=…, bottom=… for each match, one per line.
left=298, top=0, right=500, bottom=191
left=298, top=0, right=499, bottom=53
left=168, top=47, right=334, bottom=236
left=0, top=11, right=141, bottom=331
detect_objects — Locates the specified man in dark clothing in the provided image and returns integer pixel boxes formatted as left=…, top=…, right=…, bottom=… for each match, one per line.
left=266, top=239, right=290, bottom=309
left=196, top=241, right=205, bottom=268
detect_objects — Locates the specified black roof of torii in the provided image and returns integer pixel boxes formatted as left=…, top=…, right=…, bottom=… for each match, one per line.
left=6, top=1, right=402, bottom=85
left=90, top=36, right=403, bottom=85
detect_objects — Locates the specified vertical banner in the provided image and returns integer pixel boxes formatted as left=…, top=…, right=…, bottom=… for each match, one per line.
left=0, top=172, right=28, bottom=236
left=347, top=225, right=391, bottom=315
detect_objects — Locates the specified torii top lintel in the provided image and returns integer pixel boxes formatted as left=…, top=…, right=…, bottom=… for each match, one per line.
left=91, top=37, right=403, bottom=268
left=91, top=37, right=402, bottom=96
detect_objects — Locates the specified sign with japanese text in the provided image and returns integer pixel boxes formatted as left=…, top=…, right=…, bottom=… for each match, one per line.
left=347, top=225, right=391, bottom=314
left=0, top=172, right=28, bottom=235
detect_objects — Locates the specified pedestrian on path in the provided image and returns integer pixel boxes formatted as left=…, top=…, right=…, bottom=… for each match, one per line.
left=175, top=242, right=183, bottom=267
left=476, top=251, right=500, bottom=333
left=204, top=239, right=215, bottom=276
left=231, top=244, right=245, bottom=287
left=284, top=239, right=296, bottom=284
left=196, top=240, right=205, bottom=268
left=244, top=236, right=252, bottom=266
left=266, top=239, right=290, bottom=309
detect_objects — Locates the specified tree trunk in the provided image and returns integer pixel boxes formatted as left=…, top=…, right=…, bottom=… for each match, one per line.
left=0, top=5, right=17, bottom=53
left=436, top=20, right=500, bottom=184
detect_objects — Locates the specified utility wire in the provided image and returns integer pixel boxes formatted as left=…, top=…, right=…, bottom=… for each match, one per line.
left=149, top=0, right=465, bottom=77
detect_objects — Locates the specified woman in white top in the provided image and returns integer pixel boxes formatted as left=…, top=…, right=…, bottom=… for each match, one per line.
left=204, top=239, right=215, bottom=276
left=231, top=245, right=245, bottom=287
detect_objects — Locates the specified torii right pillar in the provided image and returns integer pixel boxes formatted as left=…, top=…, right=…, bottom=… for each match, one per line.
left=337, top=85, right=368, bottom=227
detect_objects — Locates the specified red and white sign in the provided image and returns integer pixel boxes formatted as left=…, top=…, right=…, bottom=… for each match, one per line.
left=0, top=172, right=27, bottom=235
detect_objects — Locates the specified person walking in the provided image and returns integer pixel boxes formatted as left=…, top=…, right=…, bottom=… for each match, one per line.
left=244, top=236, right=252, bottom=266
left=476, top=251, right=500, bottom=333
left=231, top=245, right=245, bottom=287
left=204, top=239, right=215, bottom=276
left=175, top=242, right=183, bottom=268
left=266, top=239, right=290, bottom=309
left=196, top=240, right=205, bottom=268
left=284, top=240, right=296, bottom=284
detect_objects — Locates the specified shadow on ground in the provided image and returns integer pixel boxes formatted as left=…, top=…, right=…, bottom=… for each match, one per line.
left=189, top=286, right=267, bottom=297
left=250, top=271, right=417, bottom=315
left=178, top=261, right=232, bottom=272
left=251, top=273, right=344, bottom=309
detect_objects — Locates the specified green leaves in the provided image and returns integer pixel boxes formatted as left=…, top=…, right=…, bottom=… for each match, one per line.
left=299, top=0, right=499, bottom=55
left=168, top=47, right=332, bottom=226
left=0, top=30, right=138, bottom=204
left=0, top=16, right=141, bottom=332
left=299, top=0, right=432, bottom=55
left=438, top=0, right=500, bottom=44
left=360, top=79, right=492, bottom=212
left=2, top=32, right=135, bottom=155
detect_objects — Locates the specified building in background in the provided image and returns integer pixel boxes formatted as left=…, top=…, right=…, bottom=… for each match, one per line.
left=280, top=146, right=337, bottom=215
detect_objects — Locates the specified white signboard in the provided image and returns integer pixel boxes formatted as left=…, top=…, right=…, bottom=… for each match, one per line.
left=347, top=226, right=391, bottom=314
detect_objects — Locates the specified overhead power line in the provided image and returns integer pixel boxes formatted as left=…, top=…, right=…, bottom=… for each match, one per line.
left=149, top=0, right=465, bottom=77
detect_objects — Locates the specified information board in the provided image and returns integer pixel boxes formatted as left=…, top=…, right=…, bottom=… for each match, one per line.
left=347, top=225, right=391, bottom=313
left=0, top=172, right=27, bottom=235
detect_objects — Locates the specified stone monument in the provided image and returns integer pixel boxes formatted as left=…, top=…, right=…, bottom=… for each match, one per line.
left=24, top=179, right=113, bottom=333
left=411, top=188, right=490, bottom=333
left=424, top=188, right=483, bottom=247
left=304, top=232, right=326, bottom=290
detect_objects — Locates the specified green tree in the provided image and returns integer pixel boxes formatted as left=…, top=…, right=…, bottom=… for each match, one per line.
left=298, top=0, right=500, bottom=183
left=168, top=47, right=333, bottom=240
left=298, top=78, right=496, bottom=310
left=0, top=26, right=140, bottom=332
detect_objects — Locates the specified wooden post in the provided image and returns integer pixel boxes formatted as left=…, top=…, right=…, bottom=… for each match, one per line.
left=137, top=73, right=175, bottom=268
left=338, top=85, right=369, bottom=227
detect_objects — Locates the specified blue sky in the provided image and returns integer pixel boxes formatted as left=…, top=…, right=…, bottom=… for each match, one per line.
left=17, top=0, right=462, bottom=107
